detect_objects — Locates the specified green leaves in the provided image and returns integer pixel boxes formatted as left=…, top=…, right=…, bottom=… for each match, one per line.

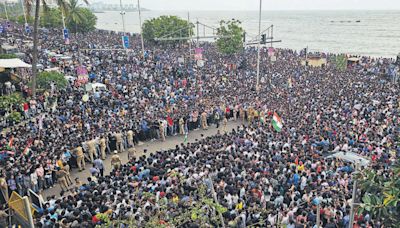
left=216, top=19, right=245, bottom=55
left=66, top=1, right=97, bottom=33
left=357, top=162, right=400, bottom=226
left=333, top=54, right=347, bottom=71
left=36, top=71, right=68, bottom=90
left=0, top=93, right=25, bottom=110
left=39, top=7, right=63, bottom=28
left=0, top=54, right=18, bottom=59
left=142, top=15, right=194, bottom=44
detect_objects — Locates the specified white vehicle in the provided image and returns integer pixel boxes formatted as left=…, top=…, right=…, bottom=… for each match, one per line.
left=326, top=151, right=370, bottom=167
left=64, top=75, right=76, bottom=83
left=91, top=83, right=107, bottom=93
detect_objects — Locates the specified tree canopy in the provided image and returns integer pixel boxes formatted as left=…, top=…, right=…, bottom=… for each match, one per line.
left=66, top=7, right=97, bottom=33
left=142, top=15, right=194, bottom=43
left=36, top=71, right=68, bottom=90
left=0, top=54, right=18, bottom=59
left=216, top=19, right=245, bottom=55
left=356, top=162, right=400, bottom=226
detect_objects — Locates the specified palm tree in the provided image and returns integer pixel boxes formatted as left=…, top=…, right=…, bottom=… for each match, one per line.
left=25, top=0, right=68, bottom=97
left=25, top=0, right=87, bottom=96
left=66, top=0, right=86, bottom=38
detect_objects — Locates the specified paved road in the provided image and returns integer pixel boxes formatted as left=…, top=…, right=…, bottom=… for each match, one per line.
left=42, top=120, right=245, bottom=198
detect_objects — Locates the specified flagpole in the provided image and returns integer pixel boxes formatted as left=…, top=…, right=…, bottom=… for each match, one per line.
left=256, top=0, right=262, bottom=92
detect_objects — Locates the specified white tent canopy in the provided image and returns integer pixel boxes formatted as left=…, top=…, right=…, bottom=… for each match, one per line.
left=0, top=59, right=32, bottom=68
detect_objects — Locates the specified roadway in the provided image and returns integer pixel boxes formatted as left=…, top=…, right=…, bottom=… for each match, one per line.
left=42, top=120, right=245, bottom=198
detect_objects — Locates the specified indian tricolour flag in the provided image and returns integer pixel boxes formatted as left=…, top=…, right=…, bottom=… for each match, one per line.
left=272, top=112, right=283, bottom=132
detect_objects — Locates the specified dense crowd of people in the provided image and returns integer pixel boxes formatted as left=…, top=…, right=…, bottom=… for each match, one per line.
left=0, top=21, right=399, bottom=227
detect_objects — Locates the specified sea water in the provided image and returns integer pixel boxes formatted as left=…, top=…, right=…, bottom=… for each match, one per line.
left=95, top=10, right=400, bottom=58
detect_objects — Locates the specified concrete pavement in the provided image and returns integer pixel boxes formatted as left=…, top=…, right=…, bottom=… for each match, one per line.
left=42, top=120, right=245, bottom=198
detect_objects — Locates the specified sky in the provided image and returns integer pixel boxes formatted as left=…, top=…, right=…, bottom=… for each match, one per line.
left=98, top=0, right=400, bottom=11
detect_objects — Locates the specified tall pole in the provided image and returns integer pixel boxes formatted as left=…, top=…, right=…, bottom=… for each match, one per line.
left=316, top=203, right=321, bottom=228
left=188, top=12, right=191, bottom=62
left=137, top=0, right=145, bottom=59
left=349, top=163, right=359, bottom=228
left=119, top=0, right=126, bottom=35
left=22, top=196, right=35, bottom=228
left=196, top=20, right=200, bottom=48
left=20, top=0, right=28, bottom=25
left=256, top=0, right=262, bottom=92
left=4, top=2, right=9, bottom=21
left=61, top=8, right=66, bottom=29
left=305, top=46, right=308, bottom=70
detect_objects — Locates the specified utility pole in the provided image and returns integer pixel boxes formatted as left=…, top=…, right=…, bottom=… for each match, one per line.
left=349, top=163, right=359, bottom=228
left=188, top=12, right=191, bottom=62
left=3, top=2, right=9, bottom=21
left=316, top=203, right=321, bottom=228
left=20, top=0, right=28, bottom=29
left=196, top=20, right=200, bottom=47
left=305, top=46, right=308, bottom=70
left=119, top=0, right=126, bottom=35
left=137, top=0, right=145, bottom=59
left=256, top=0, right=262, bottom=92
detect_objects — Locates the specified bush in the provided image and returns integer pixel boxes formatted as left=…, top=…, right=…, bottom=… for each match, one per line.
left=0, top=54, right=18, bottom=59
left=36, top=71, right=68, bottom=90
left=7, top=111, right=22, bottom=123
left=0, top=93, right=25, bottom=110
left=142, top=15, right=194, bottom=43
left=216, top=19, right=245, bottom=55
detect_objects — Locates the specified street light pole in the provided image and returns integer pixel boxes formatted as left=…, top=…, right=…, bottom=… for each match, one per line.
left=119, top=0, right=126, bottom=35
left=256, top=0, right=262, bottom=92
left=188, top=12, right=192, bottom=62
left=61, top=8, right=66, bottom=29
left=137, top=0, right=145, bottom=59
left=20, top=0, right=28, bottom=25
left=3, top=2, right=9, bottom=21
left=349, top=163, right=359, bottom=228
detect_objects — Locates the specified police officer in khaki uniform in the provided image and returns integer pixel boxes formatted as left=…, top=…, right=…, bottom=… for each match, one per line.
left=223, top=116, right=228, bottom=132
left=99, top=136, right=107, bottom=160
left=56, top=167, right=69, bottom=192
left=179, top=117, right=185, bottom=135
left=127, top=129, right=134, bottom=148
left=111, top=151, right=122, bottom=170
left=115, top=132, right=123, bottom=152
left=86, top=139, right=97, bottom=163
left=128, top=147, right=136, bottom=161
left=159, top=121, right=166, bottom=141
left=75, top=145, right=86, bottom=171
left=201, top=111, right=208, bottom=129
left=240, top=107, right=245, bottom=122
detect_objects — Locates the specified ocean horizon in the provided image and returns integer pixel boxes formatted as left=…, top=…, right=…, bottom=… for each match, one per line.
left=95, top=10, right=400, bottom=58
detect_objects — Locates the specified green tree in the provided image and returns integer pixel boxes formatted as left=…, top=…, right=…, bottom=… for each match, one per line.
left=142, top=15, right=194, bottom=43
left=66, top=4, right=96, bottom=34
left=16, top=15, right=34, bottom=24
left=0, top=93, right=25, bottom=111
left=333, top=54, right=347, bottom=71
left=24, top=0, right=69, bottom=97
left=216, top=19, right=245, bottom=55
left=356, top=162, right=400, bottom=226
left=36, top=71, right=68, bottom=90
left=40, top=7, right=63, bottom=28
left=14, top=7, right=63, bottom=28
left=0, top=53, right=18, bottom=59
